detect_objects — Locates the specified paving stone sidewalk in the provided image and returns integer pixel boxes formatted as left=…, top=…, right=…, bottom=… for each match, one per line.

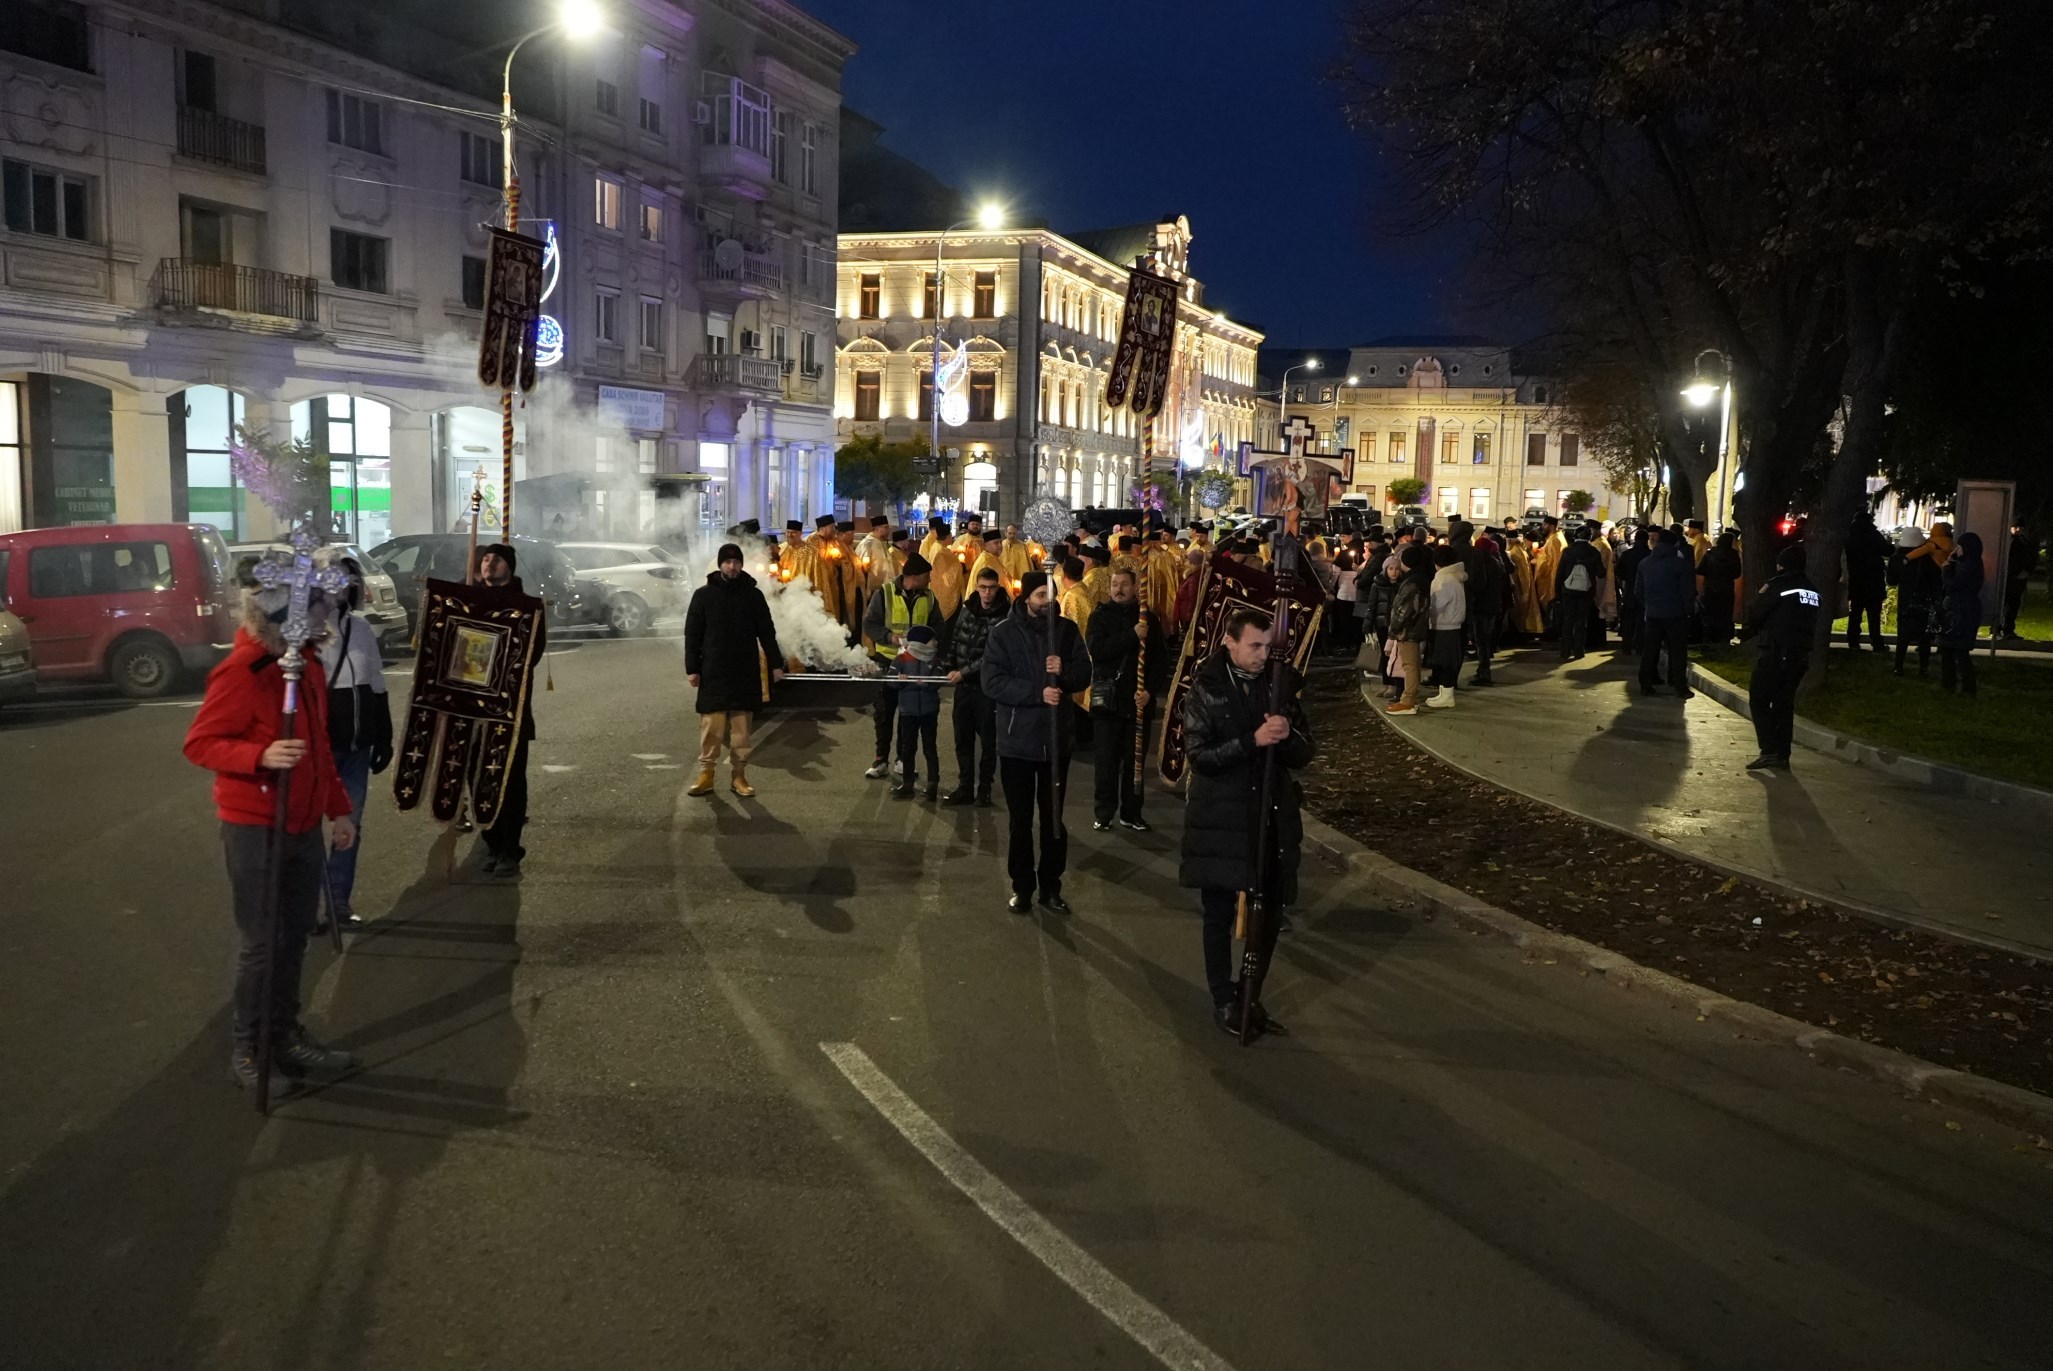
left=1375, top=646, right=2053, bottom=960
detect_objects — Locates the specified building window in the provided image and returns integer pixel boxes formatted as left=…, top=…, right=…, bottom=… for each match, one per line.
left=1472, top=433, right=1491, bottom=464
left=1438, top=486, right=1459, bottom=516
left=638, top=98, right=662, bottom=135
left=1560, top=433, right=1581, bottom=467
left=1557, top=489, right=1574, bottom=512
left=973, top=271, right=996, bottom=318
left=853, top=371, right=880, bottom=421
left=596, top=79, right=619, bottom=116
left=594, top=176, right=622, bottom=230
left=770, top=325, right=787, bottom=361
left=858, top=272, right=880, bottom=319
left=800, top=121, right=818, bottom=195
left=1470, top=487, right=1490, bottom=519
left=1360, top=485, right=1378, bottom=508
left=2, top=1, right=92, bottom=72
left=1388, top=433, right=1406, bottom=464
left=1397, top=365, right=1407, bottom=377
left=1533, top=385, right=1551, bottom=405
left=639, top=200, right=663, bottom=242
left=922, top=270, right=940, bottom=319
left=180, top=51, right=218, bottom=111
left=1526, top=433, right=1547, bottom=466
left=1291, top=386, right=1305, bottom=402
left=771, top=110, right=792, bottom=184
left=1358, top=433, right=1376, bottom=463
left=1366, top=365, right=1378, bottom=376
left=461, top=254, right=486, bottom=310
left=1319, top=387, right=1332, bottom=402
left=2, top=159, right=90, bottom=241
left=1524, top=489, right=1545, bottom=512
left=918, top=369, right=934, bottom=423
left=458, top=131, right=500, bottom=187
left=329, top=229, right=388, bottom=293
left=325, top=91, right=384, bottom=155
left=703, top=74, right=771, bottom=155
left=595, top=288, right=618, bottom=343
left=969, top=371, right=996, bottom=422
left=1440, top=433, right=1458, bottom=464
left=1449, top=364, right=1461, bottom=376
left=639, top=296, right=663, bottom=352
left=800, top=330, right=819, bottom=374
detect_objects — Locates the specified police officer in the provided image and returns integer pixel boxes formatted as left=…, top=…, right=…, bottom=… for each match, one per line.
left=1739, top=544, right=1819, bottom=772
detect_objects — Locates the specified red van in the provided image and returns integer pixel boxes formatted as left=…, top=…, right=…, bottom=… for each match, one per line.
left=0, top=523, right=239, bottom=697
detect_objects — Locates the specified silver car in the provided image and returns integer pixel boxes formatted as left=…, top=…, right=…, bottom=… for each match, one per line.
left=0, top=606, right=35, bottom=707
left=229, top=541, right=411, bottom=648
left=554, top=542, right=687, bottom=635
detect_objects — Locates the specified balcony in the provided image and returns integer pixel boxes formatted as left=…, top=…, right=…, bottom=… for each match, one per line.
left=698, top=248, right=783, bottom=296
left=177, top=106, right=267, bottom=175
left=694, top=353, right=782, bottom=395
left=151, top=259, right=318, bottom=323
left=783, top=371, right=826, bottom=406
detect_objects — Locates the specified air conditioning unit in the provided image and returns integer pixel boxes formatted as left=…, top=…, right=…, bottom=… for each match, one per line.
left=740, top=329, right=760, bottom=352
left=692, top=100, right=713, bottom=126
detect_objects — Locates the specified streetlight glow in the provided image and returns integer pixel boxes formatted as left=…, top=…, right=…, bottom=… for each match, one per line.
left=559, top=0, right=607, bottom=37
left=975, top=203, right=1004, bottom=231
left=1681, top=381, right=1720, bottom=408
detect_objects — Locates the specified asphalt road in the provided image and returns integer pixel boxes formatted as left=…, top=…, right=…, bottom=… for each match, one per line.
left=2, top=637, right=2050, bottom=1370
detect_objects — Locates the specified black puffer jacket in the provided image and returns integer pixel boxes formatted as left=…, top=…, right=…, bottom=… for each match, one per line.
left=1939, top=532, right=1986, bottom=647
left=1742, top=567, right=1821, bottom=654
left=982, top=600, right=1091, bottom=761
left=1084, top=597, right=1170, bottom=716
left=943, top=585, right=1011, bottom=681
left=1177, top=650, right=1316, bottom=900
left=684, top=569, right=783, bottom=713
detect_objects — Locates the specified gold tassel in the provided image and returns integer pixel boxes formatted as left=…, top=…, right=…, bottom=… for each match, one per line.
left=546, top=652, right=555, bottom=692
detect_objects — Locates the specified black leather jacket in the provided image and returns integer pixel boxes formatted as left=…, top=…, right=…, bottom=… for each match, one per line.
left=1177, top=649, right=1315, bottom=900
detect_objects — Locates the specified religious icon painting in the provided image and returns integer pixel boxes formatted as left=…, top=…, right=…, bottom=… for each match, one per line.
left=393, top=577, right=545, bottom=826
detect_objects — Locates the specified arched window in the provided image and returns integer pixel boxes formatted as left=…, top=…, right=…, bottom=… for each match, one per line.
left=293, top=394, right=394, bottom=546
left=170, top=385, right=248, bottom=538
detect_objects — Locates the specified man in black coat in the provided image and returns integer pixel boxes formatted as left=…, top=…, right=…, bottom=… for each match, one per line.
left=1635, top=527, right=1696, bottom=698
left=1449, top=520, right=1505, bottom=685
left=1085, top=566, right=1170, bottom=832
left=941, top=566, right=1009, bottom=806
left=1553, top=526, right=1605, bottom=661
left=474, top=543, right=544, bottom=876
left=1740, top=544, right=1819, bottom=773
left=1179, top=607, right=1316, bottom=1038
left=1844, top=511, right=1892, bottom=651
left=684, top=543, right=784, bottom=798
left=981, top=570, right=1092, bottom=914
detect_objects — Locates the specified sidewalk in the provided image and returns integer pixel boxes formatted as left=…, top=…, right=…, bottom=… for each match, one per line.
left=1375, top=647, right=2053, bottom=960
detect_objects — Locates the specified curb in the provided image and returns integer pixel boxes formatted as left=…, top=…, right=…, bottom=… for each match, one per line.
left=1686, top=662, right=2053, bottom=819
left=1297, top=813, right=2053, bottom=1138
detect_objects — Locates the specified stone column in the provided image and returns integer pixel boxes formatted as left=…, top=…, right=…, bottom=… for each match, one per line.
left=110, top=393, right=174, bottom=525
left=389, top=408, right=433, bottom=540
left=239, top=396, right=296, bottom=541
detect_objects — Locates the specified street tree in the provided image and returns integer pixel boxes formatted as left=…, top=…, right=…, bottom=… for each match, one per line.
left=833, top=432, right=929, bottom=516
left=1388, top=476, right=1427, bottom=507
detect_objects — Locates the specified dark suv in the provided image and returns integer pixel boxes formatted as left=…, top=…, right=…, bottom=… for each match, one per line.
left=365, top=535, right=605, bottom=629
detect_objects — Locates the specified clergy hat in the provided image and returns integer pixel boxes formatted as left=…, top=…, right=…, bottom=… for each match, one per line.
left=1083, top=544, right=1110, bottom=564
left=785, top=520, right=803, bottom=532
left=836, top=520, right=855, bottom=532
left=1019, top=570, right=1050, bottom=600
left=982, top=529, right=1004, bottom=545
left=903, top=553, right=933, bottom=576
left=740, top=519, right=761, bottom=534
left=815, top=514, right=837, bottom=529
left=869, top=515, right=889, bottom=529
left=928, top=514, right=948, bottom=529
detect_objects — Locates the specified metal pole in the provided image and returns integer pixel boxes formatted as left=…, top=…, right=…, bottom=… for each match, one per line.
left=499, top=40, right=528, bottom=539
left=1714, top=356, right=1734, bottom=530
left=931, top=231, right=943, bottom=467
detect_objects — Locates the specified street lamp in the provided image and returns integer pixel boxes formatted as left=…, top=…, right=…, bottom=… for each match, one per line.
left=1681, top=348, right=1735, bottom=529
left=931, top=203, right=1006, bottom=473
left=1274, top=356, right=1320, bottom=444
left=501, top=2, right=610, bottom=232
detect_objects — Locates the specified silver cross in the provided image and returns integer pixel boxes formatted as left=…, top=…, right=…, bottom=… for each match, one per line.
left=252, top=528, right=352, bottom=659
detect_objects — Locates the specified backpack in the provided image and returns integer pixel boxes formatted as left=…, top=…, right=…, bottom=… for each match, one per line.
left=1564, top=560, right=1593, bottom=594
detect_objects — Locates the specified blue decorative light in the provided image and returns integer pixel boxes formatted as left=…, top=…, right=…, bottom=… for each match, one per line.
left=536, top=222, right=563, bottom=370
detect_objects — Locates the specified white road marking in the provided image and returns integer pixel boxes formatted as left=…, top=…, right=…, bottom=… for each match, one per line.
left=645, top=763, right=682, bottom=771
left=539, top=764, right=578, bottom=773
left=631, top=752, right=669, bottom=760
left=819, top=1042, right=1237, bottom=1371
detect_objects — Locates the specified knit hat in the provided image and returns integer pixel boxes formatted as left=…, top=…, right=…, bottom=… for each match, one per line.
left=1777, top=544, right=1808, bottom=571
left=716, top=542, right=743, bottom=564
left=906, top=624, right=936, bottom=644
left=903, top=553, right=933, bottom=576
left=1019, top=570, right=1050, bottom=601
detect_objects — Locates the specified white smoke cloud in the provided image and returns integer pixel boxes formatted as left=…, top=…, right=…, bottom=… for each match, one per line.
left=675, top=536, right=877, bottom=677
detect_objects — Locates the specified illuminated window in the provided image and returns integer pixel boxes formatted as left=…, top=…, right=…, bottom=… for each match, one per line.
left=858, top=273, right=879, bottom=319
left=594, top=176, right=622, bottom=230
left=854, top=371, right=880, bottom=421
left=1469, top=487, right=1490, bottom=519
left=969, top=372, right=995, bottom=422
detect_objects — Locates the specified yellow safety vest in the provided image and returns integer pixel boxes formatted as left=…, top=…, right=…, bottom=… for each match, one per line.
left=875, top=583, right=938, bottom=661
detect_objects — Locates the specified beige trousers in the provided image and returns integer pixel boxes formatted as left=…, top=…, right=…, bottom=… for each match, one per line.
left=698, top=711, right=754, bottom=766
left=1396, top=640, right=1424, bottom=708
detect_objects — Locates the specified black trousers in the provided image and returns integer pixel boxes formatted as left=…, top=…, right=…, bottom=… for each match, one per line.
left=896, top=711, right=940, bottom=784
left=1558, top=590, right=1593, bottom=658
left=872, top=681, right=899, bottom=763
left=951, top=682, right=997, bottom=793
left=223, top=821, right=323, bottom=1046
left=1750, top=648, right=1808, bottom=759
left=1090, top=710, right=1149, bottom=824
left=1895, top=596, right=1935, bottom=671
left=1618, top=596, right=1643, bottom=653
left=999, top=753, right=1070, bottom=898
left=1701, top=590, right=1736, bottom=645
left=1847, top=593, right=1885, bottom=649
left=1467, top=613, right=1499, bottom=681
left=1200, top=878, right=1284, bottom=1010
left=2003, top=581, right=2027, bottom=635
left=483, top=744, right=529, bottom=860
left=1640, top=615, right=1691, bottom=693
left=1940, top=645, right=1978, bottom=695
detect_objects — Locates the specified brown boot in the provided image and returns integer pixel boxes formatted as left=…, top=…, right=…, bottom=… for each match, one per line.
left=730, top=767, right=756, bottom=798
left=688, top=765, right=716, bottom=796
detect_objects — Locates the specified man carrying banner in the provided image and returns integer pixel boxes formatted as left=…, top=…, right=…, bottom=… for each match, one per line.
left=475, top=543, right=544, bottom=876
left=1179, top=605, right=1315, bottom=1038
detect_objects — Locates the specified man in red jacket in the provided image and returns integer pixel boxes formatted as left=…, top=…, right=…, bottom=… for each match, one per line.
left=185, top=586, right=361, bottom=1101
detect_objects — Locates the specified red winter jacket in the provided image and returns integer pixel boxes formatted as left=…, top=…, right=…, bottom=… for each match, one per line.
left=184, top=629, right=353, bottom=833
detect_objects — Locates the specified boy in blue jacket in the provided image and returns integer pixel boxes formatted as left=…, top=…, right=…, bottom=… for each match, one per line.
left=892, top=623, right=946, bottom=800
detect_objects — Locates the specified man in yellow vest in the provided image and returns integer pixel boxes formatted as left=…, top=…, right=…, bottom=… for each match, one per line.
left=859, top=553, right=939, bottom=779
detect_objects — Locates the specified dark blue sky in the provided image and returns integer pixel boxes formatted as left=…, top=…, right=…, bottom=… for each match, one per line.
left=800, top=0, right=1464, bottom=347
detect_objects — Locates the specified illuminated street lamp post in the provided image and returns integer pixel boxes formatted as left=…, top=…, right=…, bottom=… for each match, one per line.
left=1683, top=348, right=1735, bottom=529
left=1273, top=356, right=1321, bottom=448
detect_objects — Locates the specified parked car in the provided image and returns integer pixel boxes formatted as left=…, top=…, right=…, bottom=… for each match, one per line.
left=1521, top=507, right=1551, bottom=537
left=230, top=541, right=409, bottom=648
left=365, top=534, right=606, bottom=630
left=1394, top=504, right=1433, bottom=530
left=0, top=607, right=35, bottom=707
left=554, top=542, right=686, bottom=635
left=0, top=523, right=238, bottom=697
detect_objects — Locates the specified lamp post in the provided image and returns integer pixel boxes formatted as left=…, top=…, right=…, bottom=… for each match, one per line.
left=1272, top=356, right=1321, bottom=447
left=1682, top=348, right=1734, bottom=530
left=929, top=203, right=1004, bottom=495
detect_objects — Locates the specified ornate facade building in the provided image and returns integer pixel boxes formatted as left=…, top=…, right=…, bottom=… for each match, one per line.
left=834, top=216, right=1262, bottom=521
left=0, top=0, right=850, bottom=542
left=1271, top=338, right=1632, bottom=525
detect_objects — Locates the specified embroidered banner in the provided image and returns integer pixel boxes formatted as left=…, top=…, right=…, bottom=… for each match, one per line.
left=1103, top=266, right=1180, bottom=418
left=392, top=577, right=545, bottom=826
left=478, top=228, right=546, bottom=392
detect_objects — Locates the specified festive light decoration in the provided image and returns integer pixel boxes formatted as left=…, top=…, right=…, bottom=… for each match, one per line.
left=1194, top=470, right=1235, bottom=510
left=935, top=339, right=970, bottom=428
left=535, top=223, right=564, bottom=369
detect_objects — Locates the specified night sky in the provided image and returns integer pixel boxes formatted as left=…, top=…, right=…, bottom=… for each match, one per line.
left=799, top=0, right=1465, bottom=348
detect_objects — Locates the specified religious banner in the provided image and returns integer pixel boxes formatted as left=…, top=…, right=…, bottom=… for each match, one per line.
left=1247, top=417, right=1346, bottom=532
left=392, top=577, right=545, bottom=826
left=1158, top=552, right=1325, bottom=784
left=1103, top=266, right=1180, bottom=418
left=478, top=227, right=547, bottom=392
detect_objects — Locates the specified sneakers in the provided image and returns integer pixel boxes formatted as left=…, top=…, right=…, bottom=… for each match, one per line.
left=1425, top=690, right=1456, bottom=709
left=1093, top=819, right=1114, bottom=831
left=1385, top=702, right=1419, bottom=716
left=275, top=1028, right=360, bottom=1079
left=229, top=1044, right=294, bottom=1101
left=864, top=758, right=890, bottom=780
left=730, top=768, right=756, bottom=798
left=688, top=766, right=716, bottom=797
left=1118, top=817, right=1151, bottom=832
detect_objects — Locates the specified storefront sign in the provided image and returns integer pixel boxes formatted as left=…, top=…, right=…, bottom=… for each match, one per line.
left=597, top=386, right=667, bottom=431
